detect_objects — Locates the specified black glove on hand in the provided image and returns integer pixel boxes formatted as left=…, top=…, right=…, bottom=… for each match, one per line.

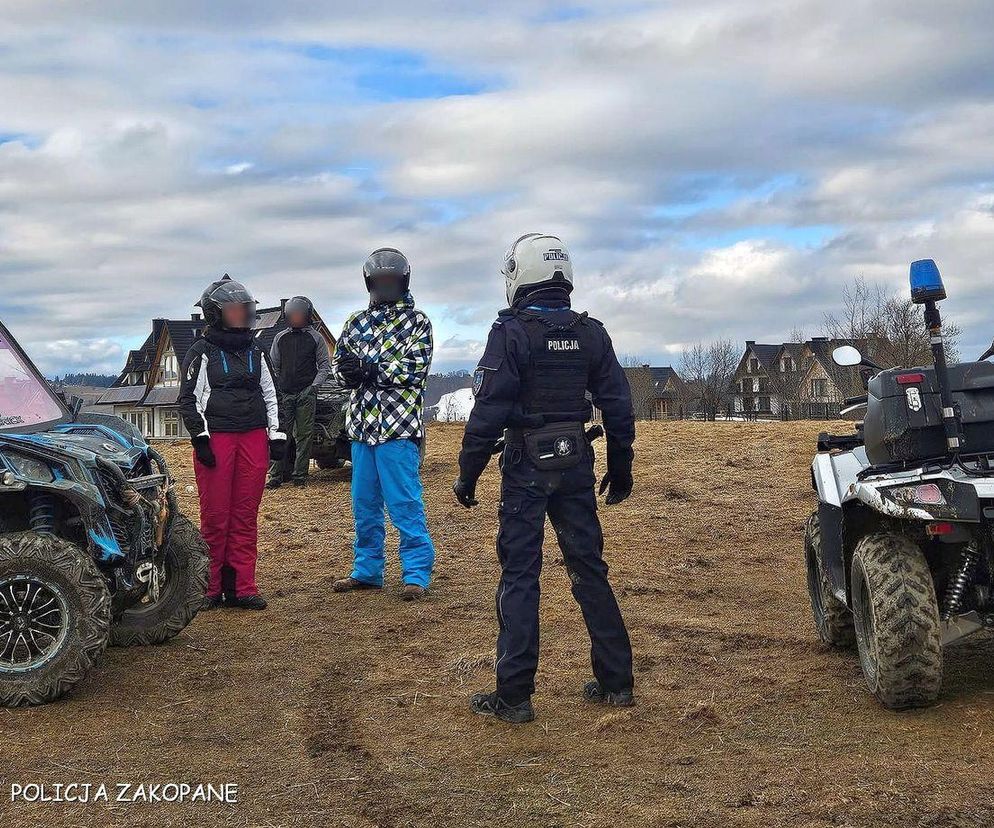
left=192, top=435, right=216, bottom=468
left=452, top=478, right=479, bottom=508
left=269, top=438, right=287, bottom=462
left=600, top=436, right=634, bottom=505
left=598, top=471, right=633, bottom=505
left=361, top=358, right=380, bottom=386
left=338, top=354, right=364, bottom=389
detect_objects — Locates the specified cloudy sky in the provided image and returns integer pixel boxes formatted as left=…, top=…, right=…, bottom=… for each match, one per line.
left=1, top=1, right=992, bottom=377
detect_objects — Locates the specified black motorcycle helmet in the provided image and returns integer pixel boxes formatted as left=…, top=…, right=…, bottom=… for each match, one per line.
left=197, top=274, right=257, bottom=330
left=363, top=248, right=410, bottom=304
left=284, top=296, right=314, bottom=326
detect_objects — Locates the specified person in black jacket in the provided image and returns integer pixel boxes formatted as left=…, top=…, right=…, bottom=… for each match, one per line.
left=452, top=234, right=636, bottom=724
left=266, top=296, right=330, bottom=488
left=178, top=275, right=286, bottom=610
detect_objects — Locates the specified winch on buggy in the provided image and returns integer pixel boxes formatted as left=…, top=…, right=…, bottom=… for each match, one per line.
left=806, top=259, right=994, bottom=709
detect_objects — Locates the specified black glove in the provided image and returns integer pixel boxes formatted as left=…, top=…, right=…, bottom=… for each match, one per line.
left=452, top=478, right=479, bottom=508
left=192, top=435, right=216, bottom=468
left=361, top=358, right=380, bottom=386
left=269, top=438, right=287, bottom=462
left=598, top=472, right=632, bottom=505
left=338, top=354, right=364, bottom=389
left=599, top=437, right=633, bottom=505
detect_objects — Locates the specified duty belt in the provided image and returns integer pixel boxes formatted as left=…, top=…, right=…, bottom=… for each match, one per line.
left=492, top=423, right=604, bottom=455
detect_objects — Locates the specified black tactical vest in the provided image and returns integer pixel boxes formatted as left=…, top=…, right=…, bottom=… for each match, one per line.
left=516, top=309, right=600, bottom=423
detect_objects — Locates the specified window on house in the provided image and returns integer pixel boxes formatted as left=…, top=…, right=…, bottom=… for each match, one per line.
left=748, top=358, right=759, bottom=374
left=124, top=410, right=147, bottom=435
left=781, top=357, right=795, bottom=372
left=758, top=396, right=771, bottom=412
left=811, top=379, right=828, bottom=398
left=163, top=410, right=180, bottom=438
left=160, top=353, right=178, bottom=386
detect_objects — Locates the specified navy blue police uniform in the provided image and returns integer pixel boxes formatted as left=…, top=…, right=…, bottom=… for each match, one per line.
left=458, top=291, right=636, bottom=705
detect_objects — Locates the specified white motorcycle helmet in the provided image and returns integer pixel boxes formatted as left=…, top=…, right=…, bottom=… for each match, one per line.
left=501, top=233, right=574, bottom=306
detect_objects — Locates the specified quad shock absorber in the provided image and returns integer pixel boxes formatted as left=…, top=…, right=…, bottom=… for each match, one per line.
left=943, top=543, right=980, bottom=620
left=29, top=494, right=56, bottom=534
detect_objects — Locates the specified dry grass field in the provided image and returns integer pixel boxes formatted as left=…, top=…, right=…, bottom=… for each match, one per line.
left=3, top=421, right=994, bottom=828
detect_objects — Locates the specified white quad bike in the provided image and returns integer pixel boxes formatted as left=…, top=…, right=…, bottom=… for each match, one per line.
left=807, top=260, right=994, bottom=709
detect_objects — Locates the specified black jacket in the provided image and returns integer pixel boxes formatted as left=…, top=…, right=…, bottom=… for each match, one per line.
left=458, top=295, right=635, bottom=484
left=178, top=328, right=285, bottom=438
left=270, top=325, right=330, bottom=394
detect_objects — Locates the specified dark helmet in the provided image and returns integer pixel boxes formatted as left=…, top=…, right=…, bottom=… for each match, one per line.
left=363, top=248, right=411, bottom=304
left=284, top=295, right=313, bottom=325
left=196, top=274, right=257, bottom=329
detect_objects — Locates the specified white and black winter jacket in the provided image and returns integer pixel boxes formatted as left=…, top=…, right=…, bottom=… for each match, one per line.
left=178, top=328, right=285, bottom=439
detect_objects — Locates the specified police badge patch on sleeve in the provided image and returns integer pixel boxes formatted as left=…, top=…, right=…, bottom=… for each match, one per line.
left=473, top=368, right=486, bottom=396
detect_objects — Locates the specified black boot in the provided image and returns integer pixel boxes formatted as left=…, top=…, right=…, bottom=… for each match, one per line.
left=221, top=565, right=238, bottom=605
left=582, top=680, right=635, bottom=707
left=470, top=691, right=535, bottom=724
left=234, top=594, right=268, bottom=610
left=265, top=478, right=282, bottom=490
left=201, top=595, right=223, bottom=611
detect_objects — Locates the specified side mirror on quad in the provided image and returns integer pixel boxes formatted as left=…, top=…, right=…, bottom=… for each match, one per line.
left=833, top=346, right=884, bottom=373
left=981, top=340, right=994, bottom=362
left=832, top=346, right=862, bottom=367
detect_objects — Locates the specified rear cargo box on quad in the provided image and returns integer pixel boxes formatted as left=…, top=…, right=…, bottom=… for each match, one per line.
left=863, top=361, right=994, bottom=465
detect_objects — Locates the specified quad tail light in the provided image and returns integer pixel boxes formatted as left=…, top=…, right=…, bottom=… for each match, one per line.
left=889, top=482, right=947, bottom=506
left=926, top=522, right=955, bottom=537
left=896, top=372, right=925, bottom=385
left=913, top=483, right=945, bottom=504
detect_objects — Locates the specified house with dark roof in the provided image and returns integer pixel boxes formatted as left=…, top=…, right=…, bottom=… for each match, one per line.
left=587, top=364, right=691, bottom=421
left=623, top=365, right=692, bottom=419
left=95, top=302, right=336, bottom=439
left=730, top=337, right=883, bottom=418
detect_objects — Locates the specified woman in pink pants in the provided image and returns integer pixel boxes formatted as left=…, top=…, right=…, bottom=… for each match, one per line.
left=177, top=275, right=286, bottom=610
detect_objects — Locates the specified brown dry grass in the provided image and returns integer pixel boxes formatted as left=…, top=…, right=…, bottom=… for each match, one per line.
left=3, top=421, right=994, bottom=827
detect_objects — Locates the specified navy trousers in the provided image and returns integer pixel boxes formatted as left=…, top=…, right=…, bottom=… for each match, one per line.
left=495, top=447, right=633, bottom=704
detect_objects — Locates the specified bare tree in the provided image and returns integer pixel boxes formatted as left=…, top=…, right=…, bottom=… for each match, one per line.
left=680, top=339, right=738, bottom=421
left=823, top=275, right=960, bottom=367
left=619, top=353, right=657, bottom=420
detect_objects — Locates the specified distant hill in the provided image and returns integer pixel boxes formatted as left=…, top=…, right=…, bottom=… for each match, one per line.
left=425, top=371, right=473, bottom=408
left=51, top=373, right=116, bottom=387
left=432, top=387, right=475, bottom=422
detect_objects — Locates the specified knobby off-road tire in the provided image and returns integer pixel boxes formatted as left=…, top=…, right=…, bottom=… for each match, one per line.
left=804, top=511, right=855, bottom=647
left=0, top=531, right=111, bottom=706
left=110, top=514, right=209, bottom=647
left=851, top=532, right=942, bottom=710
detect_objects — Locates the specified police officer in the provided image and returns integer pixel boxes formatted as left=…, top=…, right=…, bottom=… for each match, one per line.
left=452, top=233, right=636, bottom=724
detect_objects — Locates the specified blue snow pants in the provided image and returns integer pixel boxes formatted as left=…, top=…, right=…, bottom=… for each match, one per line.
left=350, top=439, right=435, bottom=588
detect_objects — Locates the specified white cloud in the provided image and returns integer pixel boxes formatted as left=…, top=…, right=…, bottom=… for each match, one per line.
left=0, top=0, right=993, bottom=376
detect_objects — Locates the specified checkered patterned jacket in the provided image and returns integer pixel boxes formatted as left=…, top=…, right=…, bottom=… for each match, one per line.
left=332, top=294, right=433, bottom=445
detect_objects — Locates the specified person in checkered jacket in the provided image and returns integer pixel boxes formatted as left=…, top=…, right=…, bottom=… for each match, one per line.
left=331, top=248, right=436, bottom=600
